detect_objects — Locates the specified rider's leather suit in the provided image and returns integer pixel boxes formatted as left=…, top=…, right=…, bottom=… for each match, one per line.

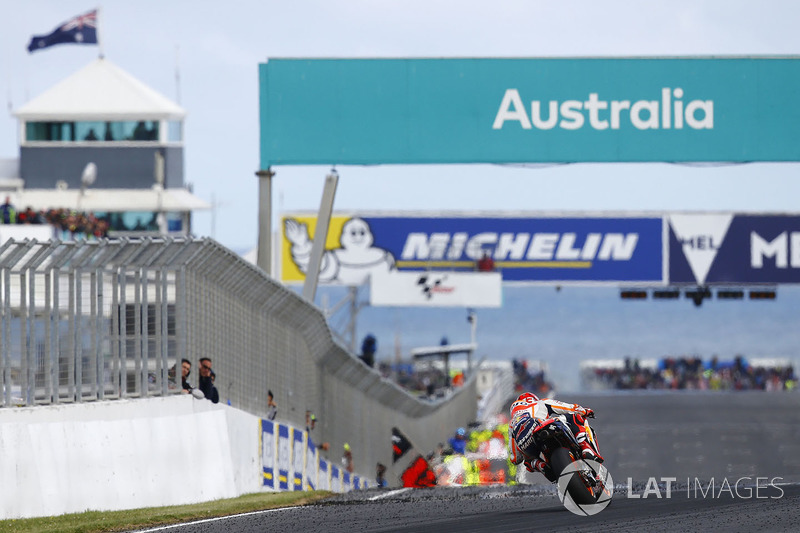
left=508, top=392, right=602, bottom=478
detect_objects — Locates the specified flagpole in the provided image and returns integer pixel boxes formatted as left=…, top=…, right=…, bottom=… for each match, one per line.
left=96, top=5, right=104, bottom=59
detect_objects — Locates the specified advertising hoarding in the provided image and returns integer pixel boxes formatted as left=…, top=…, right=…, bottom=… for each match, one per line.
left=669, top=214, right=800, bottom=285
left=260, top=57, right=800, bottom=166
left=370, top=271, right=502, bottom=307
left=283, top=211, right=800, bottom=287
left=281, top=213, right=664, bottom=285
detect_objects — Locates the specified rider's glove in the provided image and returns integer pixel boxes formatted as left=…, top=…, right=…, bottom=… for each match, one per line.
left=584, top=408, right=595, bottom=418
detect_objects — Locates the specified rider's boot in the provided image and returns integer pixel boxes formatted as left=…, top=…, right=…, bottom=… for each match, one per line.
left=524, top=458, right=557, bottom=482
left=576, top=432, right=604, bottom=463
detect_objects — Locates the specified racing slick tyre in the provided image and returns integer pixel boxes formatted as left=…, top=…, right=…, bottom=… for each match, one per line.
left=550, top=447, right=597, bottom=506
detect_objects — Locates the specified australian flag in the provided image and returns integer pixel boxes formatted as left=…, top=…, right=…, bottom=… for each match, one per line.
left=28, top=9, right=98, bottom=53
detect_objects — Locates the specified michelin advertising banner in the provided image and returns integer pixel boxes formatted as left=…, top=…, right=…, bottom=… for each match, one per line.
left=281, top=213, right=664, bottom=285
left=668, top=214, right=800, bottom=285
left=260, top=57, right=800, bottom=166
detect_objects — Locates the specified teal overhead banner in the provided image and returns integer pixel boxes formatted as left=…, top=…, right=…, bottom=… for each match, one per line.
left=259, top=57, right=800, bottom=166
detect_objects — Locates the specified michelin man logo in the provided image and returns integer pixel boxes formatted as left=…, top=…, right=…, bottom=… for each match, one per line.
left=556, top=459, right=613, bottom=516
left=285, top=217, right=395, bottom=285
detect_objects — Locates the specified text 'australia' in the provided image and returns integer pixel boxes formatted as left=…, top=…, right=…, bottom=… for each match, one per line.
left=493, top=88, right=714, bottom=131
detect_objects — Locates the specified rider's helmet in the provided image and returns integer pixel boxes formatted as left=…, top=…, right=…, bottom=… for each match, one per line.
left=517, top=392, right=539, bottom=403
left=511, top=414, right=541, bottom=458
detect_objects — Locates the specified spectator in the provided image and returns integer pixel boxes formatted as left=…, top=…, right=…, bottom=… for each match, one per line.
left=17, top=207, right=41, bottom=224
left=180, top=358, right=193, bottom=394
left=133, top=121, right=149, bottom=140
left=211, top=371, right=221, bottom=402
left=132, top=121, right=157, bottom=141
left=1, top=196, right=15, bottom=224
left=92, top=218, right=109, bottom=238
left=440, top=337, right=452, bottom=387
left=360, top=334, right=377, bottom=367
left=342, top=443, right=354, bottom=473
left=104, top=121, right=114, bottom=141
left=306, top=410, right=317, bottom=433
left=267, top=390, right=278, bottom=420
left=476, top=251, right=495, bottom=272
left=448, top=427, right=467, bottom=455
left=168, top=364, right=179, bottom=390
left=84, top=128, right=99, bottom=141
left=422, top=375, right=435, bottom=399
left=376, top=463, right=387, bottom=488
left=198, top=357, right=219, bottom=403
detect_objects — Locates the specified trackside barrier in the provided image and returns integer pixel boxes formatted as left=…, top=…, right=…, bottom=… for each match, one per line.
left=0, top=238, right=477, bottom=488
left=0, top=395, right=264, bottom=520
left=475, top=361, right=515, bottom=423
left=0, top=394, right=375, bottom=520
left=261, top=419, right=370, bottom=492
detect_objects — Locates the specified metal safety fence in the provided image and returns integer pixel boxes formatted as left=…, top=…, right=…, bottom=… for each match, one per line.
left=0, top=237, right=477, bottom=478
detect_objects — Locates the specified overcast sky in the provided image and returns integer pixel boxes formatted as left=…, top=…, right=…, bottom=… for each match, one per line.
left=3, top=1, right=800, bottom=252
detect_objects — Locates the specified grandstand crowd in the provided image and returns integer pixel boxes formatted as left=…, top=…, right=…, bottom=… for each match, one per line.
left=43, top=209, right=110, bottom=239
left=1, top=201, right=110, bottom=239
left=586, top=355, right=796, bottom=391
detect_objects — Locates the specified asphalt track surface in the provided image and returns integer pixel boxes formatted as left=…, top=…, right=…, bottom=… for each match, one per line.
left=526, top=392, right=800, bottom=485
left=136, top=392, right=800, bottom=533
left=138, top=483, right=800, bottom=533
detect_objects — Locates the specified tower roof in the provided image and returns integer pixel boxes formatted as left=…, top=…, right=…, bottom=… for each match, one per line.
left=14, top=58, right=186, bottom=121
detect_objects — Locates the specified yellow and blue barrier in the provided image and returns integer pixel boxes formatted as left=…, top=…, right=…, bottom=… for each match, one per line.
left=261, top=419, right=369, bottom=493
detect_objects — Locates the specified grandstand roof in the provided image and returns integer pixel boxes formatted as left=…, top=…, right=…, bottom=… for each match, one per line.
left=411, top=343, right=477, bottom=358
left=14, top=58, right=186, bottom=121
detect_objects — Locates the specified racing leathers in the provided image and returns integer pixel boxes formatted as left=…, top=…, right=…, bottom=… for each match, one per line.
left=508, top=392, right=603, bottom=481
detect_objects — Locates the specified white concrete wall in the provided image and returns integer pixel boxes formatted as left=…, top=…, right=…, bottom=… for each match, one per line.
left=0, top=395, right=262, bottom=520
left=0, top=224, right=53, bottom=246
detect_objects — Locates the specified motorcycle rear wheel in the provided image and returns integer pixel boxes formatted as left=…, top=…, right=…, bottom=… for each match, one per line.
left=550, top=447, right=597, bottom=506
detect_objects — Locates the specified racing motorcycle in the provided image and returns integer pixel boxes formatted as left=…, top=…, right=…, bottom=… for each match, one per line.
left=514, top=415, right=610, bottom=505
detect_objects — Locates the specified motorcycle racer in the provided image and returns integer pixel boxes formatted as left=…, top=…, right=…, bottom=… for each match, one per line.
left=508, top=392, right=603, bottom=481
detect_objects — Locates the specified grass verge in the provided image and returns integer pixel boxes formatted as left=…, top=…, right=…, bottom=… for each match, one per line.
left=0, top=491, right=333, bottom=533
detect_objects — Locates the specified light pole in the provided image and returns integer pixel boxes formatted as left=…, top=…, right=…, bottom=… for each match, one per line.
left=255, top=168, right=275, bottom=276
left=78, top=162, right=97, bottom=212
left=154, top=151, right=166, bottom=234
left=467, top=309, right=477, bottom=375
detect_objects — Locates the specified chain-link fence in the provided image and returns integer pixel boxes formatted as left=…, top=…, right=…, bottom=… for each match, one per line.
left=0, top=237, right=477, bottom=477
